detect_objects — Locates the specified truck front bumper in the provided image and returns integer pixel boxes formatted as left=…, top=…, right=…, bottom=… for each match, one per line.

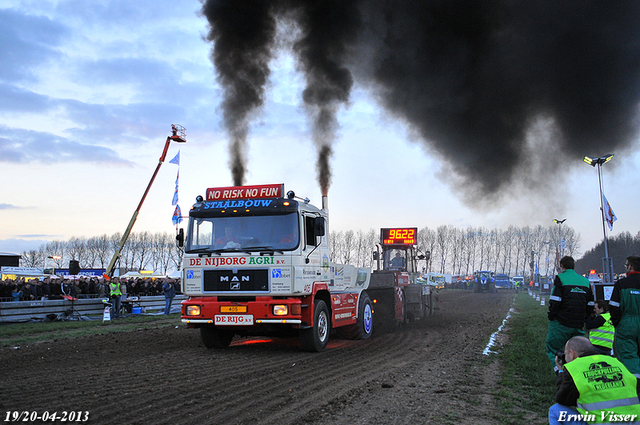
left=181, top=296, right=305, bottom=327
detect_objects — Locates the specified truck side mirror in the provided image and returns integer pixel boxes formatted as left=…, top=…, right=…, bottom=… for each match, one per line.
left=314, top=217, right=325, bottom=237
left=176, top=228, right=184, bottom=248
left=373, top=251, right=379, bottom=261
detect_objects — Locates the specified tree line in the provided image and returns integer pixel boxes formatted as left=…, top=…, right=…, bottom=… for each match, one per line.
left=330, top=224, right=580, bottom=277
left=575, top=231, right=640, bottom=276
left=19, top=224, right=591, bottom=278
left=20, top=232, right=183, bottom=275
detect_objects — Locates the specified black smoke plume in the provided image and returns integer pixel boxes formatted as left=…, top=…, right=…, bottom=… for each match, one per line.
left=357, top=1, right=640, bottom=203
left=201, top=0, right=277, bottom=186
left=290, top=0, right=361, bottom=196
left=202, top=1, right=640, bottom=204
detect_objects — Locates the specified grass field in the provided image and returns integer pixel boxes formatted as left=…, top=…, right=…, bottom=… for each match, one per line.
left=495, top=291, right=556, bottom=424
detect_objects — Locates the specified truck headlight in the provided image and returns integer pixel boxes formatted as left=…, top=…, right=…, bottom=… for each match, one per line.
left=186, top=305, right=201, bottom=316
left=273, top=305, right=288, bottom=316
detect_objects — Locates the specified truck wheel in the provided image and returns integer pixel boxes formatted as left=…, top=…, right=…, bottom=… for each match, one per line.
left=300, top=299, right=330, bottom=352
left=200, top=326, right=234, bottom=349
left=335, top=292, right=373, bottom=340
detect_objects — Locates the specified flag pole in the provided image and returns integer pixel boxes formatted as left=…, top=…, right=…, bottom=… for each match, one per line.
left=104, top=125, right=186, bottom=279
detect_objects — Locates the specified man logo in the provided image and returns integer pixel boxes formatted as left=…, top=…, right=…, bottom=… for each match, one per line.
left=230, top=281, right=240, bottom=290
left=272, top=269, right=282, bottom=278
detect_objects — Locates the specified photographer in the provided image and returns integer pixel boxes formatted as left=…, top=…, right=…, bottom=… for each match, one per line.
left=585, top=300, right=614, bottom=356
left=549, top=336, right=639, bottom=425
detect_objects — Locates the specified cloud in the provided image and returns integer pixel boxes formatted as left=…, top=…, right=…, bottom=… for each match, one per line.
left=0, top=8, right=67, bottom=83
left=0, top=126, right=133, bottom=165
left=0, top=238, right=49, bottom=254
left=0, top=203, right=20, bottom=210
left=0, top=82, right=53, bottom=113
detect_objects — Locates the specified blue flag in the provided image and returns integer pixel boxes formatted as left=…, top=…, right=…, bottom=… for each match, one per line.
left=169, top=150, right=180, bottom=166
left=172, top=170, right=179, bottom=205
left=172, top=188, right=179, bottom=206
left=172, top=205, right=182, bottom=225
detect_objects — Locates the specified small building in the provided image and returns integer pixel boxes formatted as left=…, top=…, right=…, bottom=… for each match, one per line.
left=0, top=252, right=21, bottom=268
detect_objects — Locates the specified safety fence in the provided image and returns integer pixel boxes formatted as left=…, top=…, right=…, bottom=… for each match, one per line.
left=0, top=295, right=187, bottom=323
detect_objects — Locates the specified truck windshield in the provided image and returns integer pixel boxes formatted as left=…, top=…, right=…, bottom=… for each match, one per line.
left=186, top=212, right=299, bottom=252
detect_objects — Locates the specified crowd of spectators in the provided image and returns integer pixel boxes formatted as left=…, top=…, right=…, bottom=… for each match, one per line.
left=0, top=276, right=182, bottom=302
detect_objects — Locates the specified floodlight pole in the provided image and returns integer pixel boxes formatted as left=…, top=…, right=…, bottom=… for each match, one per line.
left=104, top=125, right=187, bottom=278
left=584, top=154, right=614, bottom=284
left=596, top=161, right=614, bottom=283
left=552, top=218, right=566, bottom=273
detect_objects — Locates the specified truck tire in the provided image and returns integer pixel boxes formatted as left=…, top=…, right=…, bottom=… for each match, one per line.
left=335, top=292, right=373, bottom=340
left=300, top=299, right=330, bottom=352
left=200, top=326, right=234, bottom=349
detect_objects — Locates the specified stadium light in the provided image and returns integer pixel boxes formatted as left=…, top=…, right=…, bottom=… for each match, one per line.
left=583, top=154, right=614, bottom=283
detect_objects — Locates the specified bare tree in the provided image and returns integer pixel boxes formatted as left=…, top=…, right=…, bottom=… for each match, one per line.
left=21, top=249, right=44, bottom=267
left=152, top=232, right=174, bottom=274
left=343, top=230, right=355, bottom=265
left=463, top=228, right=478, bottom=276
left=435, top=225, right=453, bottom=274
left=132, top=231, right=153, bottom=271
left=88, top=234, right=111, bottom=269
left=45, top=241, right=66, bottom=269
left=330, top=231, right=344, bottom=263
left=67, top=236, right=87, bottom=268
left=417, top=227, right=436, bottom=273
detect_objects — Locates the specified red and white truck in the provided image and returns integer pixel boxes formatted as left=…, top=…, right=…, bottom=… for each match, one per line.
left=179, top=184, right=373, bottom=351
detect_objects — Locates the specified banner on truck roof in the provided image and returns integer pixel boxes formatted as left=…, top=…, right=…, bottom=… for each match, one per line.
left=206, top=184, right=284, bottom=201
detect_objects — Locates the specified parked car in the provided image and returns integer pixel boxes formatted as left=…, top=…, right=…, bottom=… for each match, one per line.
left=494, top=274, right=511, bottom=289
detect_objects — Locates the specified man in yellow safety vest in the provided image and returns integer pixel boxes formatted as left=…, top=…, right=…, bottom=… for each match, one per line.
left=109, top=277, right=122, bottom=319
left=586, top=300, right=615, bottom=356
left=548, top=336, right=639, bottom=425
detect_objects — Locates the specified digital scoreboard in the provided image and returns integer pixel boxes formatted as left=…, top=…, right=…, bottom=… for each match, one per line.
left=380, top=227, right=417, bottom=246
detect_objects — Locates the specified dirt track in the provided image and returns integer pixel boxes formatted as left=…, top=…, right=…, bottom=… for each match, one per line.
left=0, top=290, right=528, bottom=425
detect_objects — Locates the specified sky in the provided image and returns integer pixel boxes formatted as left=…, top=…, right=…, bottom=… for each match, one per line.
left=1, top=0, right=640, bottom=259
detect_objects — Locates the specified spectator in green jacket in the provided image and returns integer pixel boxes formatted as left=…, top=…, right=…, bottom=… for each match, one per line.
left=610, top=256, right=640, bottom=378
left=546, top=256, right=594, bottom=373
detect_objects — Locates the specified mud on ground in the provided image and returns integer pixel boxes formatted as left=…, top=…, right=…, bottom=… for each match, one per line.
left=0, top=290, right=543, bottom=424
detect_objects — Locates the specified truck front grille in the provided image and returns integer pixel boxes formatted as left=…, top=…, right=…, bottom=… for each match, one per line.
left=203, top=269, right=269, bottom=292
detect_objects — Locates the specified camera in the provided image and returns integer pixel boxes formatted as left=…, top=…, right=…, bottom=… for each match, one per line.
left=556, top=350, right=566, bottom=364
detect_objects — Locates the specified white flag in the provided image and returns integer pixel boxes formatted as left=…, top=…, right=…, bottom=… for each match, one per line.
left=602, top=193, right=617, bottom=231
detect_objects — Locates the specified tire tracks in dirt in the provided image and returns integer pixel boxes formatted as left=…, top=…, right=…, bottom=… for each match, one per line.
left=0, top=290, right=515, bottom=425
